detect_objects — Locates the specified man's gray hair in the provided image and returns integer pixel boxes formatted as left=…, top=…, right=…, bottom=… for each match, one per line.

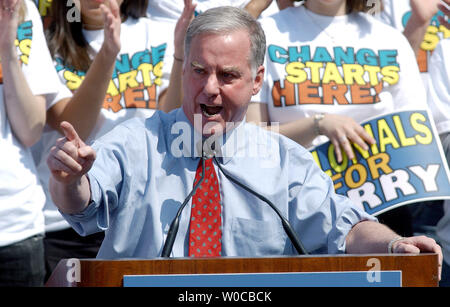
left=184, top=6, right=266, bottom=75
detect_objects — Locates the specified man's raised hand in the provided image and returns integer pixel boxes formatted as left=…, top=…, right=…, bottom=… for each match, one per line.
left=47, top=121, right=96, bottom=185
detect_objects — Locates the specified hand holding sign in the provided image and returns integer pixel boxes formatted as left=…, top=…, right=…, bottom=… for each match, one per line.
left=47, top=121, right=96, bottom=185
left=310, top=110, right=450, bottom=216
left=318, top=113, right=376, bottom=163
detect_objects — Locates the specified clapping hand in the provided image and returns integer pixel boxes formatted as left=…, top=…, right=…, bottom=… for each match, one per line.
left=173, top=0, right=196, bottom=61
left=0, top=0, right=21, bottom=56
left=99, top=0, right=121, bottom=57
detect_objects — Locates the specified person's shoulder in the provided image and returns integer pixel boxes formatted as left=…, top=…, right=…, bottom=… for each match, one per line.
left=124, top=16, right=175, bottom=31
left=259, top=6, right=302, bottom=30
left=144, top=109, right=179, bottom=131
left=355, top=11, right=404, bottom=36
left=107, top=117, right=147, bottom=137
left=121, top=16, right=147, bottom=29
left=122, top=16, right=175, bottom=46
left=353, top=12, right=411, bottom=47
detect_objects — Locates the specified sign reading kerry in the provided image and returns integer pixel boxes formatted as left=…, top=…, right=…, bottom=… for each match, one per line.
left=310, top=110, right=450, bottom=216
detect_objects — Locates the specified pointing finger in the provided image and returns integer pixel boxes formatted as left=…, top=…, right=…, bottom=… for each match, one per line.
left=60, top=121, right=81, bottom=145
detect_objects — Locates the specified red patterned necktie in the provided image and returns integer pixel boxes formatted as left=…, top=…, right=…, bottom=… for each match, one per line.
left=188, top=158, right=222, bottom=257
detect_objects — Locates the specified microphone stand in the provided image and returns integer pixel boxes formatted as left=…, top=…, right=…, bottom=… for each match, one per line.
left=213, top=156, right=309, bottom=255
left=160, top=153, right=309, bottom=257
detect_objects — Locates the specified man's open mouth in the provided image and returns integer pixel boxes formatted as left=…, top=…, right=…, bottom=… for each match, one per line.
left=200, top=104, right=223, bottom=118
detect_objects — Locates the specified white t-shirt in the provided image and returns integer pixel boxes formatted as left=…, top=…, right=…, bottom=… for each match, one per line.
left=427, top=39, right=450, bottom=135
left=147, top=0, right=251, bottom=22
left=253, top=5, right=427, bottom=147
left=32, top=17, right=176, bottom=232
left=0, top=0, right=61, bottom=246
left=377, top=0, right=448, bottom=89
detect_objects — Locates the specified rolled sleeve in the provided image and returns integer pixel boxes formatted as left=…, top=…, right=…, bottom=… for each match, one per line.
left=60, top=173, right=110, bottom=236
left=327, top=194, right=377, bottom=254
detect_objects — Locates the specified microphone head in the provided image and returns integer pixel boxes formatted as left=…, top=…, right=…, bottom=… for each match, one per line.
left=199, top=136, right=218, bottom=159
left=203, top=150, right=216, bottom=159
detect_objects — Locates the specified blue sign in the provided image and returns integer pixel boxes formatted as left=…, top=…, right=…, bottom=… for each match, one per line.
left=310, top=110, right=450, bottom=216
left=123, top=271, right=402, bottom=287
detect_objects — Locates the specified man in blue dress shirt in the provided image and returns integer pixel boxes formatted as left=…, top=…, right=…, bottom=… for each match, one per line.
left=47, top=6, right=442, bottom=270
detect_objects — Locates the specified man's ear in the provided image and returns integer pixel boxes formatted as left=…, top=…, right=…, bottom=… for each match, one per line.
left=252, top=65, right=265, bottom=95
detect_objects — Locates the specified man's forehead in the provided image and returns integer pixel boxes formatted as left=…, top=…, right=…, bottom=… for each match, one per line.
left=188, top=30, right=251, bottom=66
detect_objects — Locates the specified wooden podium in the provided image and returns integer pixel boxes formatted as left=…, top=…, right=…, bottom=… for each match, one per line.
left=45, top=254, right=439, bottom=287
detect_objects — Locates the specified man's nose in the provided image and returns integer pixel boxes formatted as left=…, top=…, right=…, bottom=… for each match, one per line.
left=203, top=74, right=220, bottom=97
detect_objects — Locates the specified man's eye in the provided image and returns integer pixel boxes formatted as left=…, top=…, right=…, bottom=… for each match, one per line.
left=194, top=68, right=204, bottom=74
left=222, top=72, right=237, bottom=80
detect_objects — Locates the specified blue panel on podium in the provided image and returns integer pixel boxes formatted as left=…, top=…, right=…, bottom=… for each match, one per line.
left=123, top=271, right=402, bottom=287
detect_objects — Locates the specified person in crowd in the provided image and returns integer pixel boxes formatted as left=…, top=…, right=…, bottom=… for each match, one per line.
left=146, top=0, right=282, bottom=21
left=45, top=8, right=442, bottom=279
left=377, top=0, right=449, bottom=61
left=33, top=0, right=195, bottom=281
left=0, top=0, right=63, bottom=286
left=376, top=0, right=450, bottom=243
left=246, top=0, right=431, bottom=237
left=430, top=38, right=450, bottom=287
left=245, top=0, right=302, bottom=19
left=29, top=0, right=121, bottom=282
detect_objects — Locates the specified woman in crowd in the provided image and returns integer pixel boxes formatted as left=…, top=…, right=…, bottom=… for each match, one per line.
left=376, top=0, right=449, bottom=246
left=33, top=0, right=195, bottom=280
left=146, top=0, right=291, bottom=21
left=0, top=0, right=62, bottom=286
left=431, top=38, right=450, bottom=287
left=246, top=0, right=428, bottom=236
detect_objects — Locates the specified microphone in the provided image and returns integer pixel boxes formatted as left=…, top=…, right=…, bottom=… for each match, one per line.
left=213, top=156, right=309, bottom=256
left=161, top=138, right=217, bottom=257
left=160, top=156, right=207, bottom=257
left=161, top=148, right=309, bottom=257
